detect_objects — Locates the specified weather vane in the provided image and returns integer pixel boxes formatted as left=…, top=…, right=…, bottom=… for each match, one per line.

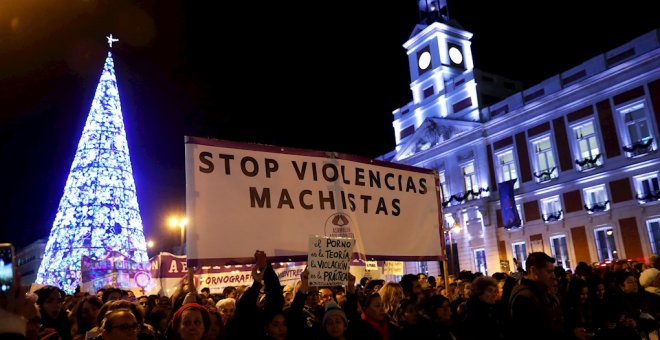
left=106, top=34, right=119, bottom=48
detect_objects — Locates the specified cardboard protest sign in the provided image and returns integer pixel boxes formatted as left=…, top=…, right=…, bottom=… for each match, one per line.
left=383, top=261, right=404, bottom=275
left=308, top=236, right=355, bottom=286
left=365, top=261, right=378, bottom=271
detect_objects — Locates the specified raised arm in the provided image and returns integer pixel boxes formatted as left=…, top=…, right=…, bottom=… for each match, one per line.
left=182, top=267, right=199, bottom=305
left=344, top=272, right=360, bottom=322
left=261, top=251, right=284, bottom=314
left=226, top=252, right=265, bottom=339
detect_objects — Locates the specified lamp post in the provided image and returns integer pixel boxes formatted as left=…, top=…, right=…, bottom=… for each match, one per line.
left=448, top=227, right=455, bottom=274
left=449, top=221, right=461, bottom=274
left=169, top=216, right=188, bottom=254
left=442, top=220, right=461, bottom=290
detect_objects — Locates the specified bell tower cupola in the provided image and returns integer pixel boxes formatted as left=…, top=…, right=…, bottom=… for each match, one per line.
left=391, top=0, right=480, bottom=150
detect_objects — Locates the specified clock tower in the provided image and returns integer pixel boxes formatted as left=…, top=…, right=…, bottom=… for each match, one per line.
left=392, top=0, right=481, bottom=150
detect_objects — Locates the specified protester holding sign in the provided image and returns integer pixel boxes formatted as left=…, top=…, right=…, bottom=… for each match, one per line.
left=183, top=268, right=200, bottom=305
left=225, top=250, right=287, bottom=340
left=170, top=268, right=203, bottom=319
left=285, top=267, right=322, bottom=340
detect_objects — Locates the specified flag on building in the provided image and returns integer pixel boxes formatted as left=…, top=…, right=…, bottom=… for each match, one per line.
left=498, top=179, right=521, bottom=230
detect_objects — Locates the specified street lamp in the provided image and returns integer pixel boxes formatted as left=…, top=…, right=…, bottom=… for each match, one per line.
left=146, top=239, right=155, bottom=257
left=447, top=221, right=461, bottom=275
left=168, top=216, right=188, bottom=254
left=442, top=218, right=461, bottom=290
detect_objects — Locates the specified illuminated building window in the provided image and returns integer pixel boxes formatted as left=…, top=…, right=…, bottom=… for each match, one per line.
left=444, top=213, right=455, bottom=229
left=647, top=218, right=660, bottom=254
left=541, top=196, right=563, bottom=223
left=619, top=102, right=657, bottom=157
left=583, top=185, right=610, bottom=214
left=400, top=125, right=415, bottom=140
left=633, top=172, right=660, bottom=203
left=497, top=150, right=519, bottom=189
left=511, top=241, right=527, bottom=270
left=474, top=248, right=487, bottom=275
left=572, top=121, right=602, bottom=171
left=594, top=227, right=618, bottom=262
left=439, top=171, right=449, bottom=203
left=550, top=235, right=571, bottom=270
left=517, top=204, right=524, bottom=226
left=462, top=162, right=477, bottom=200
left=532, top=137, right=558, bottom=183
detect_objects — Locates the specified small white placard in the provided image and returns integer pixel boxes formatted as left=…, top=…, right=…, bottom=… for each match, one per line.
left=307, top=236, right=355, bottom=286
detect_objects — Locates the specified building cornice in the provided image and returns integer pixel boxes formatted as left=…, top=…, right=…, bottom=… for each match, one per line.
left=404, top=22, right=473, bottom=50
left=485, top=49, right=660, bottom=141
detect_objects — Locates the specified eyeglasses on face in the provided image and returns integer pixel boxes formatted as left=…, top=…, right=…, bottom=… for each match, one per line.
left=111, top=323, right=140, bottom=332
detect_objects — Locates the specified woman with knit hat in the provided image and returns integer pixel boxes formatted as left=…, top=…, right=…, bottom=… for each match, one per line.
left=321, top=301, right=348, bottom=340
left=168, top=303, right=211, bottom=340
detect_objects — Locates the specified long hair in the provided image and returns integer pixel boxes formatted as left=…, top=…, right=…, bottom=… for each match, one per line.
left=378, top=282, right=404, bottom=317
left=73, top=295, right=103, bottom=335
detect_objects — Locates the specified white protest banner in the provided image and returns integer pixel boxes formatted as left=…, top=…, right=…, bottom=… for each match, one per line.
left=151, top=252, right=306, bottom=295
left=383, top=261, right=404, bottom=275
left=185, top=137, right=442, bottom=266
left=308, top=236, right=355, bottom=286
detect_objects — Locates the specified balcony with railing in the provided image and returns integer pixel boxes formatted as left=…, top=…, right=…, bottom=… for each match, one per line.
left=542, top=210, right=563, bottom=223
left=575, top=154, right=602, bottom=172
left=585, top=200, right=610, bottom=214
left=637, top=190, right=660, bottom=204
left=441, top=187, right=490, bottom=207
left=534, top=167, right=557, bottom=184
left=623, top=137, right=655, bottom=158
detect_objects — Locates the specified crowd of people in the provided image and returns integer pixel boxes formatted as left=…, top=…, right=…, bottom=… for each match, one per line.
left=3, top=250, right=660, bottom=339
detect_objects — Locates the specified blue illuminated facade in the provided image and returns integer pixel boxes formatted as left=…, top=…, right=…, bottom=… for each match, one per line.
left=36, top=52, right=148, bottom=293
left=380, top=4, right=660, bottom=276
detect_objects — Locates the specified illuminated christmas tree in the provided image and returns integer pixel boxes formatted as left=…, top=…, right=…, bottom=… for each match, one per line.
left=36, top=38, right=148, bottom=293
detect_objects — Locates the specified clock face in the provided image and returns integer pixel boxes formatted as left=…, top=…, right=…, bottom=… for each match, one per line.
left=448, top=46, right=463, bottom=65
left=418, top=51, right=432, bottom=70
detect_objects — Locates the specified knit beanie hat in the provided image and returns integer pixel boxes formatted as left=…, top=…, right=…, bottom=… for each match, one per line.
left=640, top=268, right=660, bottom=288
left=322, top=301, right=348, bottom=325
left=170, top=303, right=211, bottom=333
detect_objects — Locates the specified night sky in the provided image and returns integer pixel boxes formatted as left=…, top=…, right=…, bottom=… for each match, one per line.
left=0, top=1, right=657, bottom=252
